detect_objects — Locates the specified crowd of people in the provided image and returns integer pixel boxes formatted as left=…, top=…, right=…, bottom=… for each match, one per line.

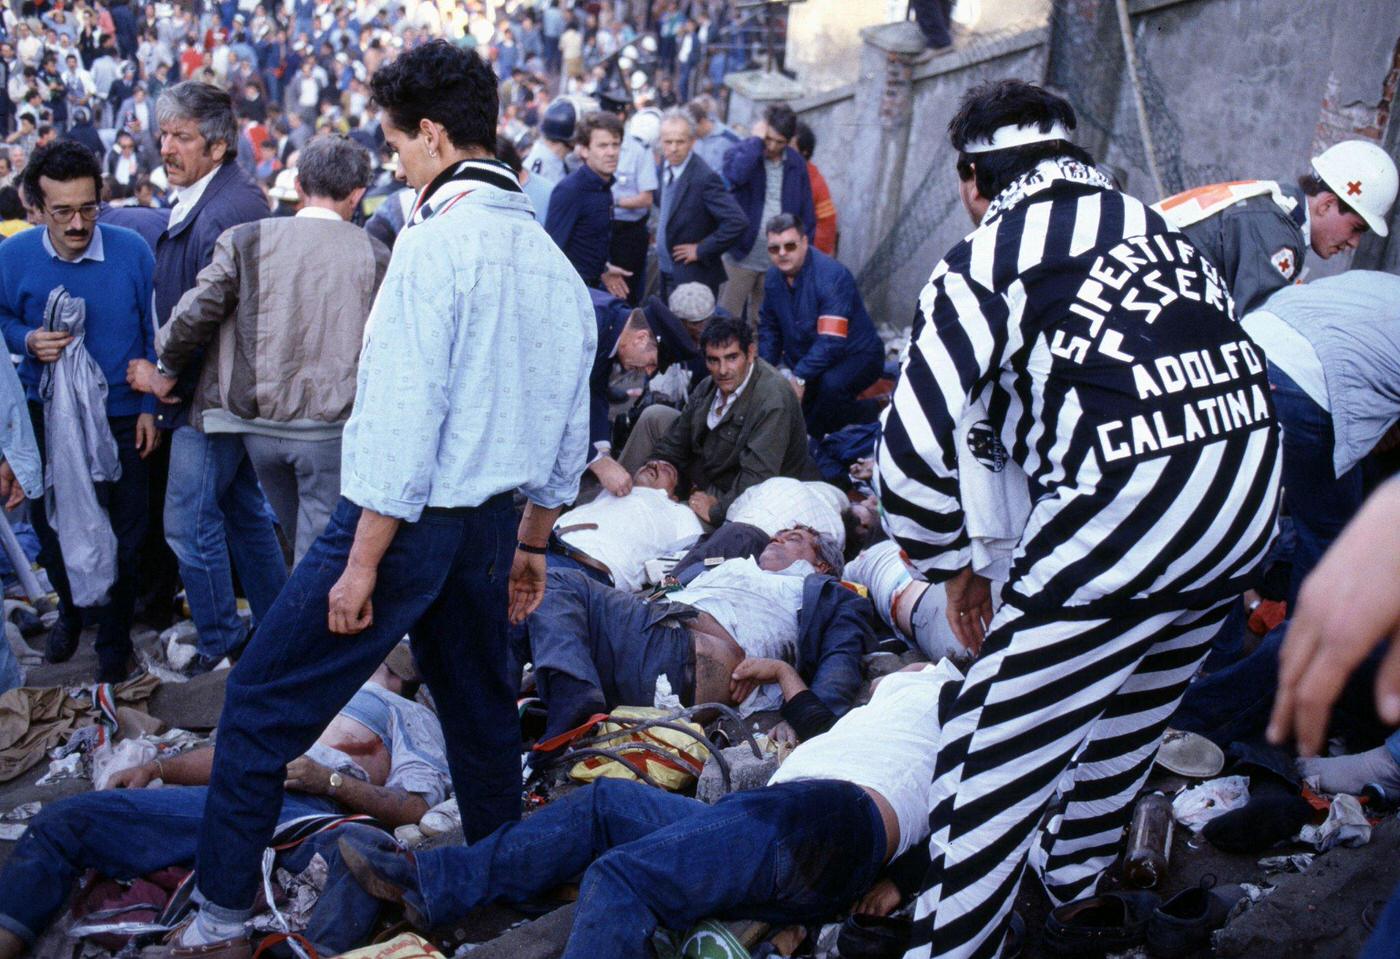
left=0, top=2, right=1397, bottom=959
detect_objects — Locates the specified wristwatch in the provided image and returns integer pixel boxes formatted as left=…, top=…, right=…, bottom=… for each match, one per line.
left=155, top=358, right=177, bottom=378
left=793, top=376, right=806, bottom=387
left=328, top=771, right=343, bottom=795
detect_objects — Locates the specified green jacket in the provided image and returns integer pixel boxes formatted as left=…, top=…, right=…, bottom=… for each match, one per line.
left=653, top=358, right=820, bottom=525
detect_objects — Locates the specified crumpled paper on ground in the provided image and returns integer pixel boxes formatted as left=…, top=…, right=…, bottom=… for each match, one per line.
left=249, top=854, right=329, bottom=935
left=1172, top=775, right=1250, bottom=833
left=1298, top=792, right=1371, bottom=851
left=35, top=751, right=84, bottom=785
left=0, top=800, right=40, bottom=840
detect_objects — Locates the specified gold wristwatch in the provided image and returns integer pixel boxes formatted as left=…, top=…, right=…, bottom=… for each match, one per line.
left=328, top=771, right=344, bottom=795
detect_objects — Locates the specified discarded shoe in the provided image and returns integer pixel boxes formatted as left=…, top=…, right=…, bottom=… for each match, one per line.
left=836, top=913, right=911, bottom=958
left=1147, top=879, right=1246, bottom=957
left=44, top=615, right=82, bottom=663
left=338, top=835, right=427, bottom=928
left=182, top=653, right=228, bottom=678
left=1044, top=890, right=1160, bottom=957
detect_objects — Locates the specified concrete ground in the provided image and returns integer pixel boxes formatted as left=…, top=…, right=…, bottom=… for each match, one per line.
left=0, top=630, right=1394, bottom=958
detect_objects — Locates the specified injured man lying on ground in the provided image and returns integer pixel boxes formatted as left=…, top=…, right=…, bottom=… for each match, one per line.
left=525, top=526, right=871, bottom=742
left=0, top=649, right=450, bottom=959
left=336, top=660, right=964, bottom=959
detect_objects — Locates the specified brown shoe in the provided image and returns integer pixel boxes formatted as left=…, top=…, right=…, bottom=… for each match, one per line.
left=168, top=934, right=251, bottom=959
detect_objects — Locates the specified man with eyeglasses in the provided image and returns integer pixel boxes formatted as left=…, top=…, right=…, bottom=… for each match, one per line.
left=758, top=212, right=884, bottom=440
left=0, top=140, right=158, bottom=682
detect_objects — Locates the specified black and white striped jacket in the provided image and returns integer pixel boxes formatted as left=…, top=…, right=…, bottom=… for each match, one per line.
left=875, top=158, right=1281, bottom=615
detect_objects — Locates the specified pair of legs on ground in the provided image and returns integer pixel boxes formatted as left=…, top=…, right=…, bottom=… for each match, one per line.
left=906, top=599, right=1233, bottom=958
left=187, top=495, right=523, bottom=927
left=0, top=787, right=383, bottom=956
left=356, top=776, right=887, bottom=959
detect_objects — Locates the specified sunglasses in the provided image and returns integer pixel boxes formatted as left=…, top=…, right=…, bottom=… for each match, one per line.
left=767, top=240, right=800, bottom=254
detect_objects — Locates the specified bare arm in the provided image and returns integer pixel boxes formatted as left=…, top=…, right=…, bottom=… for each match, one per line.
left=108, top=745, right=216, bottom=788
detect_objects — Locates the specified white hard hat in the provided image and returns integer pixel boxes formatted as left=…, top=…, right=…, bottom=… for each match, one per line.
left=627, top=107, right=662, bottom=150
left=268, top=168, right=299, bottom=203
left=1311, top=139, right=1398, bottom=237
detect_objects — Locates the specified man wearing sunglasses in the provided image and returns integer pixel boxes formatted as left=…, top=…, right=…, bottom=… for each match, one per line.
left=0, top=140, right=158, bottom=682
left=758, top=213, right=885, bottom=440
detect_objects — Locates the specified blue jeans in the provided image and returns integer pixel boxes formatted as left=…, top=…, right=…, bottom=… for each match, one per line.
left=1270, top=365, right=1364, bottom=609
left=164, top=427, right=288, bottom=659
left=407, top=777, right=887, bottom=959
left=194, top=496, right=521, bottom=915
left=1176, top=620, right=1399, bottom=769
left=803, top=348, right=884, bottom=440
left=0, top=786, right=387, bottom=953
left=528, top=568, right=694, bottom=741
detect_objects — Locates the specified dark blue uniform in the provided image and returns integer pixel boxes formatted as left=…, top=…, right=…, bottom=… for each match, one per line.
left=759, top=248, right=884, bottom=438
left=545, top=164, right=613, bottom=288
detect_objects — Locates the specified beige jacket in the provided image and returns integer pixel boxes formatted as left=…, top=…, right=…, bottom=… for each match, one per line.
left=158, top=212, right=391, bottom=435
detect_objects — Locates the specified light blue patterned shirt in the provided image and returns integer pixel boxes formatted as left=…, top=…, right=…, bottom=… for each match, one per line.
left=340, top=185, right=596, bottom=522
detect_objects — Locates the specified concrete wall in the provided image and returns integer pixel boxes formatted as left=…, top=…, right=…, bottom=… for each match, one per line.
left=784, top=0, right=903, bottom=94
left=790, top=0, right=1400, bottom=327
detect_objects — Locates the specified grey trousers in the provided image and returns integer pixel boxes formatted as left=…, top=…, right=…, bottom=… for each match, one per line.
left=617, top=405, right=682, bottom=475
left=242, top=434, right=342, bottom=566
left=718, top=256, right=766, bottom=325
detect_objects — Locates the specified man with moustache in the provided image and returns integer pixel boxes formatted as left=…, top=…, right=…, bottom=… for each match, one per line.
left=150, top=80, right=282, bottom=674
left=0, top=141, right=157, bottom=682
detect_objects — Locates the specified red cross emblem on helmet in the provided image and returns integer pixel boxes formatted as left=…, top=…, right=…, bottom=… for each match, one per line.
left=1347, top=180, right=1363, bottom=196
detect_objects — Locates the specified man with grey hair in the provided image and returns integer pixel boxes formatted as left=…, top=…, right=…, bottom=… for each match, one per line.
left=130, top=135, right=391, bottom=566
left=525, top=525, right=867, bottom=744
left=141, top=79, right=282, bottom=672
left=655, top=106, right=745, bottom=299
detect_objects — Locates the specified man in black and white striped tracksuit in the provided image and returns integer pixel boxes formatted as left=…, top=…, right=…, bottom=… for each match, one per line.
left=875, top=80, right=1281, bottom=959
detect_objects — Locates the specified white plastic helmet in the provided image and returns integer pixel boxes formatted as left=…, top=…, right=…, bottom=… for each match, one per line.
left=1311, top=139, right=1398, bottom=237
left=627, top=107, right=663, bottom=150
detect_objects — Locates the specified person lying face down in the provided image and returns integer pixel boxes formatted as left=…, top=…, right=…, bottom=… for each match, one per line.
left=525, top=525, right=870, bottom=742
left=338, top=660, right=963, bottom=959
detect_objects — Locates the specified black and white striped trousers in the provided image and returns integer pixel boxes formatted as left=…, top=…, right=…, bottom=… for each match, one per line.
left=904, top=598, right=1233, bottom=959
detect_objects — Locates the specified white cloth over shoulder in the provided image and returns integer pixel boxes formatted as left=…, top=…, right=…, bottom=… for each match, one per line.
left=955, top=399, right=1031, bottom=582
left=39, top=288, right=119, bottom=607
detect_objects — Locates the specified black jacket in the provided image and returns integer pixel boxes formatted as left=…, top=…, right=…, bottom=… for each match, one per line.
left=656, top=152, right=746, bottom=291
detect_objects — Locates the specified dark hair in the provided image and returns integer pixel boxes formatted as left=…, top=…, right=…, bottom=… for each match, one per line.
left=495, top=134, right=522, bottom=173
left=0, top=186, right=25, bottom=220
left=297, top=135, right=373, bottom=200
left=794, top=120, right=815, bottom=160
left=700, top=315, right=753, bottom=353
left=949, top=79, right=1095, bottom=200
left=764, top=103, right=797, bottom=140
left=20, top=139, right=103, bottom=211
left=370, top=40, right=497, bottom=152
left=575, top=110, right=623, bottom=148
left=765, top=212, right=801, bottom=236
left=1297, top=171, right=1360, bottom=219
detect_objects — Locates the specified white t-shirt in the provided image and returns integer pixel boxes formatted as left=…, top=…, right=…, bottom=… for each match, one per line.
left=727, top=477, right=846, bottom=549
left=556, top=487, right=702, bottom=592
left=671, top=557, right=812, bottom=715
left=770, top=660, right=961, bottom=857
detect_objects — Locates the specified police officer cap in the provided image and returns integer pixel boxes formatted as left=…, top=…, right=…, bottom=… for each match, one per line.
left=639, top=297, right=700, bottom=372
left=598, top=85, right=632, bottom=114
left=541, top=99, right=578, bottom=143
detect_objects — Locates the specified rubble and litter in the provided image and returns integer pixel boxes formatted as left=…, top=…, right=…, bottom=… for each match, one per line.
left=1258, top=852, right=1316, bottom=874
left=1171, top=776, right=1250, bottom=832
left=0, top=799, right=39, bottom=840
left=1298, top=792, right=1373, bottom=851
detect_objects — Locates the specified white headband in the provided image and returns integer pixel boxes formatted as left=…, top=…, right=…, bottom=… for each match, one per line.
left=962, top=121, right=1072, bottom=155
